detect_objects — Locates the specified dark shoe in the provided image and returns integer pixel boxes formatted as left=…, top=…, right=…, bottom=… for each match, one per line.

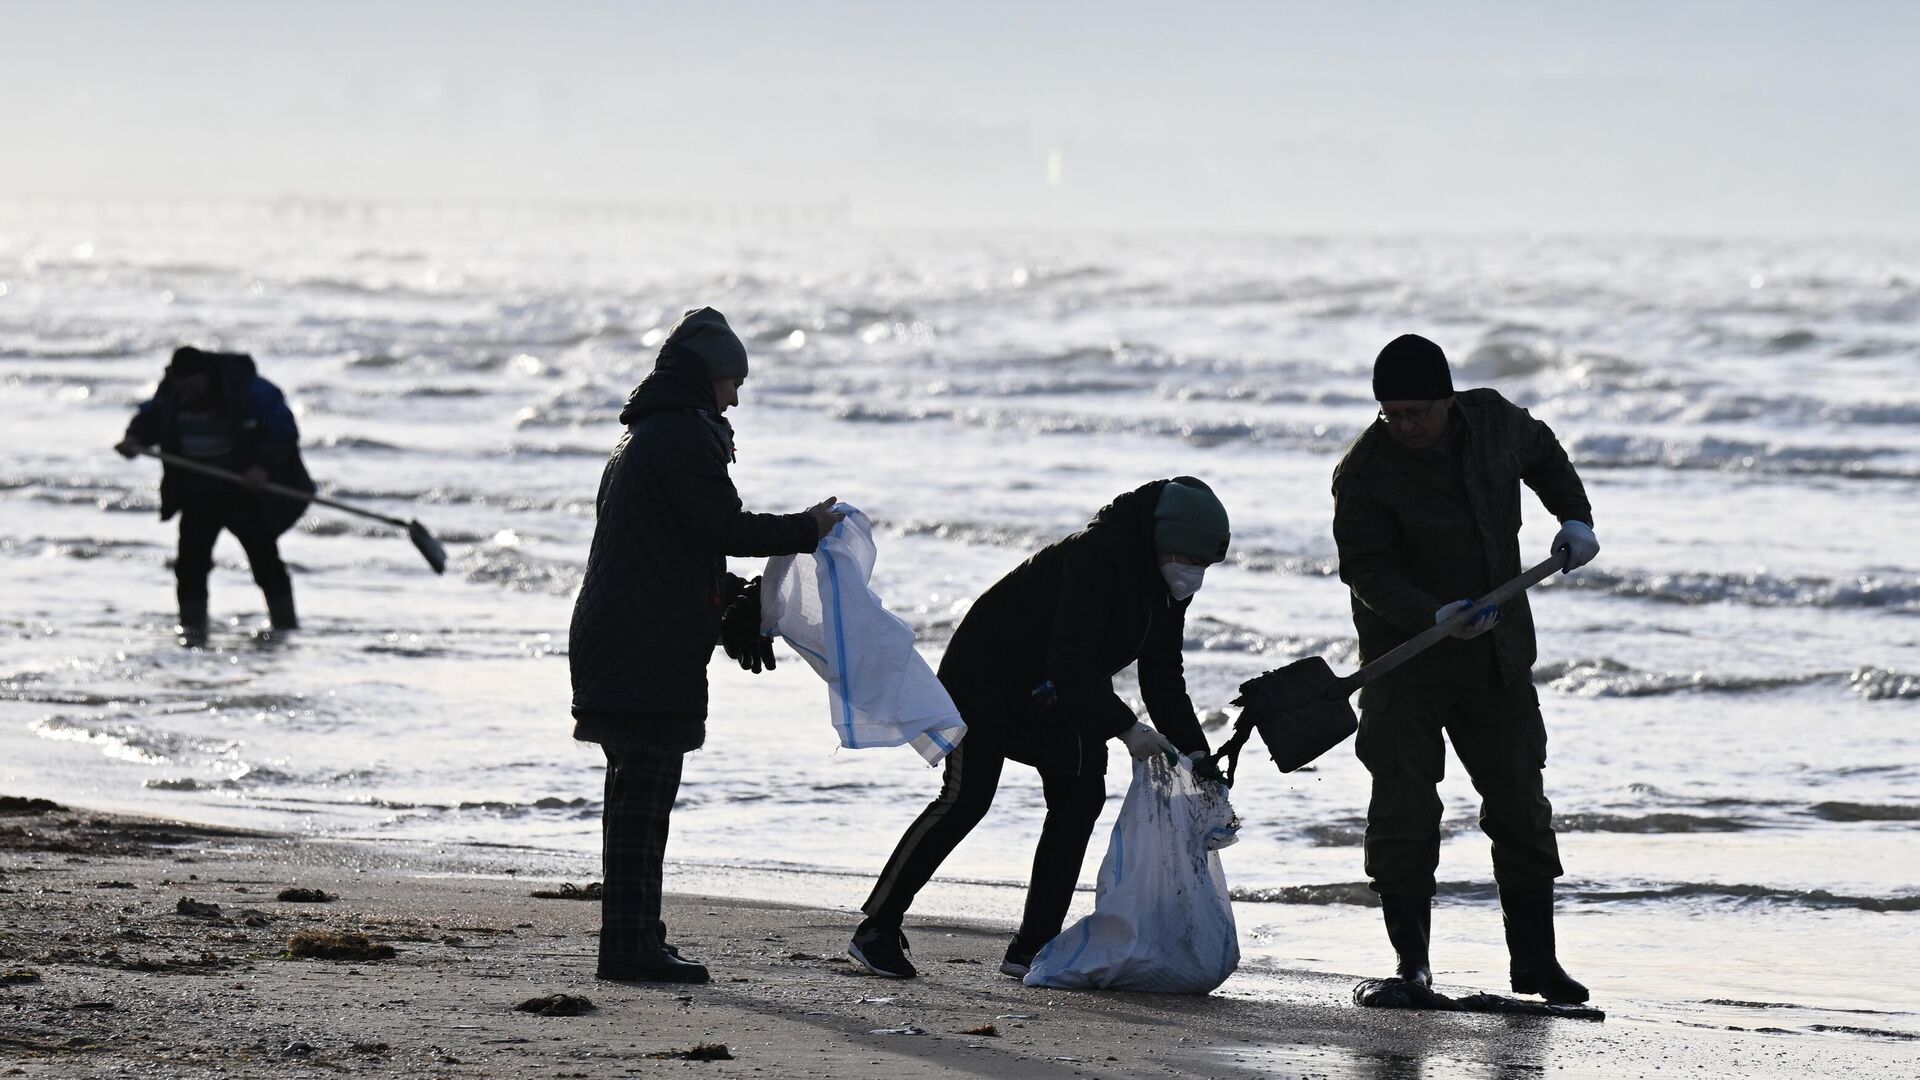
left=1500, top=882, right=1589, bottom=1004
left=596, top=946, right=709, bottom=984
left=265, top=591, right=298, bottom=631
left=848, top=924, right=916, bottom=979
left=999, top=941, right=1036, bottom=979
left=1380, top=894, right=1432, bottom=988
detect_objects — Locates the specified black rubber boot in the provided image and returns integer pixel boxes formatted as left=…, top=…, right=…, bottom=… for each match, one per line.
left=1500, top=882, right=1589, bottom=1003
left=265, top=591, right=298, bottom=631
left=176, top=586, right=209, bottom=644
left=1380, top=894, right=1432, bottom=988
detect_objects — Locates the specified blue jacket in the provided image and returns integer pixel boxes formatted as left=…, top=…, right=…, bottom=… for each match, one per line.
left=124, top=352, right=314, bottom=535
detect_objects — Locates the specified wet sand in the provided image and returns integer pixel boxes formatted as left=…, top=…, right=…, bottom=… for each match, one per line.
left=0, top=797, right=1902, bottom=1078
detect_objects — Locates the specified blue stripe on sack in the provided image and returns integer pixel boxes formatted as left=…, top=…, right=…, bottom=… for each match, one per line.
left=926, top=728, right=955, bottom=753
left=1111, top=822, right=1126, bottom=887
left=822, top=531, right=858, bottom=746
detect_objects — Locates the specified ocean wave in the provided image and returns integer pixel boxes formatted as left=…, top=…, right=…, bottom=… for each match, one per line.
left=1848, top=667, right=1920, bottom=700
left=1809, top=802, right=1920, bottom=823
left=308, top=435, right=407, bottom=453
left=452, top=796, right=596, bottom=817
left=887, top=516, right=1073, bottom=552
left=459, top=548, right=582, bottom=595
left=400, top=385, right=492, bottom=398
left=1570, top=433, right=1920, bottom=481
left=1457, top=334, right=1572, bottom=379
left=29, top=714, right=232, bottom=766
left=1572, top=882, right=1920, bottom=914
left=1553, top=812, right=1756, bottom=833
left=1556, top=566, right=1920, bottom=612
left=1230, top=878, right=1920, bottom=912
left=816, top=400, right=1358, bottom=450
left=344, top=352, right=407, bottom=369
left=1539, top=659, right=1920, bottom=700
left=1538, top=658, right=1817, bottom=698
left=508, top=442, right=607, bottom=458
left=297, top=518, right=491, bottom=544
left=323, top=484, right=595, bottom=516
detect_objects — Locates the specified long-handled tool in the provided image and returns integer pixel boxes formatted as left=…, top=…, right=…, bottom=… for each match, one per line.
left=135, top=447, right=448, bottom=574
left=1207, top=553, right=1567, bottom=786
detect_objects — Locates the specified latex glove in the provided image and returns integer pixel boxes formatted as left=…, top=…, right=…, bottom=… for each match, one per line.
left=1119, top=721, right=1178, bottom=762
left=720, top=578, right=777, bottom=674
left=1551, top=519, right=1599, bottom=574
left=1436, top=599, right=1501, bottom=640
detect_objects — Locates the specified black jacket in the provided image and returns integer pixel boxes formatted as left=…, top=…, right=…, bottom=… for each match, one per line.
left=938, top=478, right=1211, bottom=775
left=1332, top=388, right=1593, bottom=704
left=123, top=352, right=314, bottom=536
left=568, top=354, right=819, bottom=750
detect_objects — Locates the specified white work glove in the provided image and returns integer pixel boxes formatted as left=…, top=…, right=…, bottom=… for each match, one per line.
left=1436, top=599, right=1501, bottom=640
left=1119, top=721, right=1178, bottom=762
left=1551, top=519, right=1599, bottom=574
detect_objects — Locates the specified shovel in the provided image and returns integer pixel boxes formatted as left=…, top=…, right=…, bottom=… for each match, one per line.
left=1206, top=553, right=1568, bottom=786
left=133, top=447, right=448, bottom=574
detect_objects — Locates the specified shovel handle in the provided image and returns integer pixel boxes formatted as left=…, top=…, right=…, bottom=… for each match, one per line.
left=1344, top=553, right=1568, bottom=691
left=134, top=447, right=409, bottom=529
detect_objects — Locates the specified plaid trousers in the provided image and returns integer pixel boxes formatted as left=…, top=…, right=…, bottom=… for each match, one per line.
left=598, top=743, right=685, bottom=969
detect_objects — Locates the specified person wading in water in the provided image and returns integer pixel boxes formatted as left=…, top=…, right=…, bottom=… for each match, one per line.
left=116, top=346, right=314, bottom=640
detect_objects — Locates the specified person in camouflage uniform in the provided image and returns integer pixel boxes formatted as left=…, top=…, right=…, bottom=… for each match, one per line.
left=1331, top=333, right=1599, bottom=1004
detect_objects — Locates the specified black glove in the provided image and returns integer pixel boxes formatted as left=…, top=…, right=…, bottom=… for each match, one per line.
left=720, top=577, right=776, bottom=674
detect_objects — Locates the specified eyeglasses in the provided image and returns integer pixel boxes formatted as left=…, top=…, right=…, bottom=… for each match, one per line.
left=1377, top=402, right=1439, bottom=426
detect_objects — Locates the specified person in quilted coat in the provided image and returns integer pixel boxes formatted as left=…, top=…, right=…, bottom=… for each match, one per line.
left=569, top=307, right=840, bottom=983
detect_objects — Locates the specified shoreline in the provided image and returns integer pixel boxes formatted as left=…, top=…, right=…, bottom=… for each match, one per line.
left=3, top=796, right=1912, bottom=1078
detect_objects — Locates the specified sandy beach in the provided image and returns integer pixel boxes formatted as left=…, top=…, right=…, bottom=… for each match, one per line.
left=1, top=796, right=1906, bottom=1079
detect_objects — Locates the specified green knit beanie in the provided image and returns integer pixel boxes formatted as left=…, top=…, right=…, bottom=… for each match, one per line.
left=1153, top=481, right=1230, bottom=563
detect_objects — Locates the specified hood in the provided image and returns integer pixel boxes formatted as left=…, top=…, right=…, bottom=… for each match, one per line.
left=617, top=307, right=747, bottom=424
left=160, top=348, right=258, bottom=409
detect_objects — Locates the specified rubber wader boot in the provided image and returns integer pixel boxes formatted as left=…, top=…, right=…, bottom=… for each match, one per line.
left=177, top=586, right=209, bottom=643
left=1380, top=894, right=1432, bottom=987
left=1500, top=882, right=1589, bottom=1003
left=266, top=591, right=298, bottom=631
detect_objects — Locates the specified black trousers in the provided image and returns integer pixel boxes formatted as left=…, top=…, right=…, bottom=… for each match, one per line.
left=174, top=493, right=291, bottom=606
left=861, top=737, right=1106, bottom=951
left=1356, top=678, right=1563, bottom=898
left=598, top=743, right=684, bottom=969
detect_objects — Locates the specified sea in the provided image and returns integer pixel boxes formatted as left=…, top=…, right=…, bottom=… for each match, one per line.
left=3, top=200, right=1916, bottom=1047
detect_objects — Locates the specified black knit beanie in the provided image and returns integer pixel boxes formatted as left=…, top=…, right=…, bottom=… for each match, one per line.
left=1372, top=334, right=1453, bottom=401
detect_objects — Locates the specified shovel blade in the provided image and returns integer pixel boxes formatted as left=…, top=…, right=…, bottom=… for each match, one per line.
left=408, top=520, right=448, bottom=575
left=1233, top=656, right=1359, bottom=774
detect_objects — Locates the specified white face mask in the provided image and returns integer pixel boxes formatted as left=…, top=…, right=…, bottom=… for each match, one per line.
left=1161, top=561, right=1206, bottom=601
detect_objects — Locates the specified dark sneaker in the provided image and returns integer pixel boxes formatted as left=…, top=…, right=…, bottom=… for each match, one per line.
left=596, top=946, right=710, bottom=984
left=1000, top=942, right=1036, bottom=979
left=848, top=926, right=917, bottom=978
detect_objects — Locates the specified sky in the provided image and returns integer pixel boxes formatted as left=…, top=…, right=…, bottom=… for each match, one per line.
left=5, top=1, right=1918, bottom=234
